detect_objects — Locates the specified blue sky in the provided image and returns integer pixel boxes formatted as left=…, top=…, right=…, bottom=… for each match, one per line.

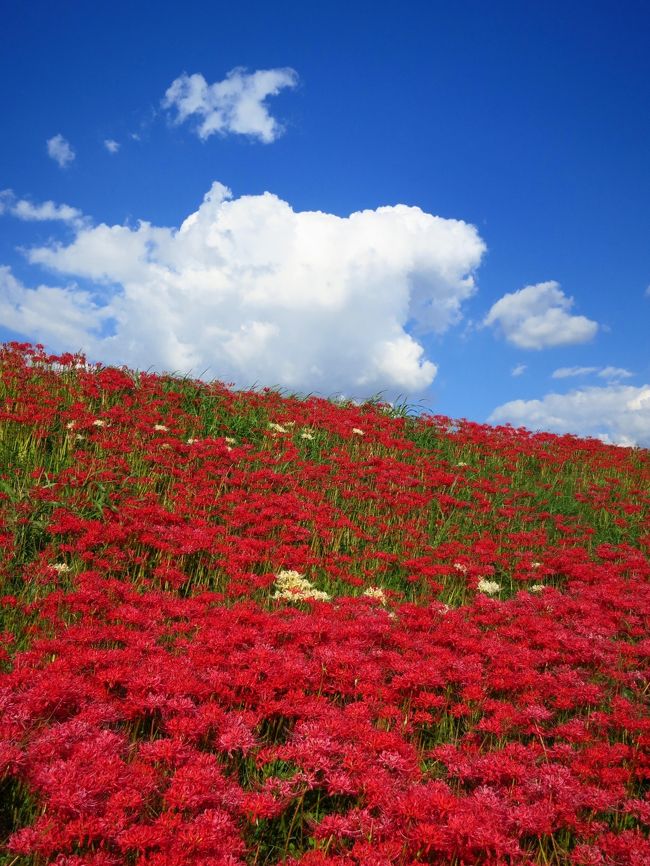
left=1, top=0, right=649, bottom=445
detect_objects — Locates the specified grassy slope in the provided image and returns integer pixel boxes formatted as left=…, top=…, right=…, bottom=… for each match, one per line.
left=0, top=343, right=649, bottom=865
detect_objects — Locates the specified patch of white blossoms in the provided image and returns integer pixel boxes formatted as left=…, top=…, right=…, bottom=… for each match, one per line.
left=477, top=578, right=501, bottom=595
left=363, top=586, right=387, bottom=605
left=272, top=570, right=331, bottom=602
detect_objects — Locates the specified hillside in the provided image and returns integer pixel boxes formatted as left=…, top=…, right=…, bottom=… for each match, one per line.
left=0, top=342, right=649, bottom=866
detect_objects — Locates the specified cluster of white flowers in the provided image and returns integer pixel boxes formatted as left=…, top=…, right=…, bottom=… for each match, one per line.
left=92, top=419, right=108, bottom=427
left=272, top=570, right=331, bottom=602
left=268, top=422, right=288, bottom=434
left=530, top=584, right=546, bottom=593
left=51, top=563, right=71, bottom=573
left=363, top=586, right=387, bottom=604
left=153, top=424, right=168, bottom=432
left=352, top=428, right=365, bottom=436
left=300, top=430, right=315, bottom=440
left=477, top=578, right=501, bottom=595
left=453, top=562, right=468, bottom=574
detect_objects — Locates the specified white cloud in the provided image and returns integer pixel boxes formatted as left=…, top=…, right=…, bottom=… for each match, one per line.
left=552, top=366, right=599, bottom=379
left=489, top=384, right=650, bottom=448
left=0, top=266, right=109, bottom=348
left=163, top=67, right=298, bottom=143
left=104, top=139, right=120, bottom=154
left=552, top=365, right=633, bottom=382
left=483, top=281, right=598, bottom=349
left=46, top=134, right=75, bottom=168
left=511, top=363, right=527, bottom=377
left=597, top=366, right=633, bottom=381
left=0, top=189, right=85, bottom=228
left=6, top=181, right=485, bottom=397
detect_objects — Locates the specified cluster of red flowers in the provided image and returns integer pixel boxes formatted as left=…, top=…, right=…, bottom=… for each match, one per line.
left=0, top=343, right=648, bottom=865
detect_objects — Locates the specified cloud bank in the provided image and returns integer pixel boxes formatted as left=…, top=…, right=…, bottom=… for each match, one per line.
left=489, top=384, right=650, bottom=447
left=163, top=67, right=298, bottom=143
left=484, top=281, right=598, bottom=349
left=3, top=182, right=485, bottom=397
left=46, top=134, right=75, bottom=168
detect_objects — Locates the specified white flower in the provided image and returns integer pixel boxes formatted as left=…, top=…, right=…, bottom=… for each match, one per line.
left=153, top=424, right=168, bottom=431
left=352, top=428, right=365, bottom=436
left=453, top=562, right=468, bottom=574
left=225, top=437, right=237, bottom=445
left=456, top=461, right=468, bottom=467
left=65, top=421, right=75, bottom=430
left=187, top=438, right=198, bottom=444
left=268, top=423, right=288, bottom=434
left=531, top=561, right=541, bottom=569
left=272, top=569, right=330, bottom=602
left=92, top=419, right=107, bottom=427
left=530, top=584, right=546, bottom=593
left=300, top=431, right=315, bottom=440
left=477, top=578, right=501, bottom=595
left=363, top=586, right=387, bottom=604
left=51, top=563, right=71, bottom=573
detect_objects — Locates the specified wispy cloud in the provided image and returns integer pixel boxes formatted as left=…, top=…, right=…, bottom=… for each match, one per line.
left=597, top=366, right=633, bottom=381
left=5, top=181, right=485, bottom=398
left=551, top=366, right=599, bottom=379
left=552, top=365, right=633, bottom=382
left=104, top=139, right=120, bottom=154
left=163, top=67, right=298, bottom=143
left=511, top=363, right=527, bottom=377
left=0, top=189, right=85, bottom=228
left=483, top=281, right=598, bottom=349
left=46, top=134, right=75, bottom=168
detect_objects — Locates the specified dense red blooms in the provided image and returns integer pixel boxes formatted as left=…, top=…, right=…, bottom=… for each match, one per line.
left=0, top=343, right=649, bottom=865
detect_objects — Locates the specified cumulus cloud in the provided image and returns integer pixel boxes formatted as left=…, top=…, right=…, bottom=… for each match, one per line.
left=46, top=134, right=75, bottom=168
left=483, top=281, right=598, bottom=349
left=0, top=189, right=85, bottom=228
left=0, top=266, right=109, bottom=348
left=5, top=181, right=485, bottom=397
left=163, top=67, right=298, bottom=142
left=104, top=139, right=120, bottom=154
left=552, top=365, right=633, bottom=382
left=489, top=384, right=650, bottom=447
left=511, top=363, right=527, bottom=377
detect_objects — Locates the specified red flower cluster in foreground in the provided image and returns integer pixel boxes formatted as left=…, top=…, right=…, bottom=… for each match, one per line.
left=0, top=343, right=649, bottom=865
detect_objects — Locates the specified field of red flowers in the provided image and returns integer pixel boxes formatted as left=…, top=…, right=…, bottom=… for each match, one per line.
left=0, top=342, right=648, bottom=866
